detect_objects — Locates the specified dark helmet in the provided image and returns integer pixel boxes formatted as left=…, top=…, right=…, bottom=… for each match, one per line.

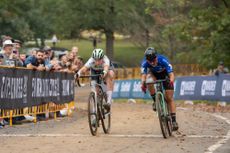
left=144, top=47, right=157, bottom=61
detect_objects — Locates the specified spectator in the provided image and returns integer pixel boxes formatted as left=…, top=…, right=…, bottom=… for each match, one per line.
left=25, top=50, right=50, bottom=71
left=29, top=48, right=38, bottom=56
left=0, top=35, right=12, bottom=54
left=0, top=54, right=3, bottom=65
left=51, top=34, right=58, bottom=47
left=71, top=56, right=84, bottom=73
left=59, top=55, right=72, bottom=72
left=214, top=61, right=229, bottom=76
left=43, top=46, right=54, bottom=60
left=71, top=46, right=78, bottom=59
left=1, top=39, right=23, bottom=67
left=67, top=52, right=74, bottom=63
left=19, top=53, right=27, bottom=67
left=43, top=46, right=54, bottom=70
left=50, top=59, right=62, bottom=72
left=12, top=39, right=22, bottom=57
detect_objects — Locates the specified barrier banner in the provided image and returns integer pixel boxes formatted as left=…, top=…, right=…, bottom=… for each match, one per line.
left=130, top=79, right=151, bottom=99
left=112, top=80, right=121, bottom=98
left=119, top=80, right=132, bottom=98
left=113, top=74, right=230, bottom=102
left=113, top=79, right=151, bottom=99
left=0, top=67, right=74, bottom=109
left=174, top=74, right=230, bottom=101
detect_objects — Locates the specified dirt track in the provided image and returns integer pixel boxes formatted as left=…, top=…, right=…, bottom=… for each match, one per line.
left=0, top=86, right=229, bottom=153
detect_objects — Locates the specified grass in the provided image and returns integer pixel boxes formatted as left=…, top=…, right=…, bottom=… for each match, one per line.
left=45, top=39, right=145, bottom=67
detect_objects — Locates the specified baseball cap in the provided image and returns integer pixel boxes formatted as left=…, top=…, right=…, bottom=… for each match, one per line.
left=3, top=40, right=14, bottom=47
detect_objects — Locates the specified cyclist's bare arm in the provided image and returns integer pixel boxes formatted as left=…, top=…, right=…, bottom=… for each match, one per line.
left=168, top=72, right=175, bottom=82
left=78, top=66, right=89, bottom=75
left=141, top=74, right=147, bottom=83
left=103, top=65, right=109, bottom=75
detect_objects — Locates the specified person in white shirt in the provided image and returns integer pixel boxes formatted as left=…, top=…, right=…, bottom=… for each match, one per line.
left=77, top=49, right=115, bottom=111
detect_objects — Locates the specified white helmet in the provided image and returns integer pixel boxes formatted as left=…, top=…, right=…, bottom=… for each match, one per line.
left=92, top=48, right=104, bottom=60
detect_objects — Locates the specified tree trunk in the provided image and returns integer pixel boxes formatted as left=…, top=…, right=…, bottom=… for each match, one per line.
left=105, top=30, right=114, bottom=60
left=168, top=34, right=175, bottom=64
left=41, top=37, right=45, bottom=47
left=222, top=0, right=228, bottom=8
left=34, top=36, right=39, bottom=47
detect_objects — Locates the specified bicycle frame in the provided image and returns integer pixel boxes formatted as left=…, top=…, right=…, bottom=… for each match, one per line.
left=146, top=79, right=172, bottom=138
left=154, top=81, right=168, bottom=116
left=78, top=74, right=110, bottom=135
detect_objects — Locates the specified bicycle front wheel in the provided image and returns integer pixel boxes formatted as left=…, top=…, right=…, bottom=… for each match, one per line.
left=156, top=93, right=170, bottom=139
left=101, top=92, right=111, bottom=134
left=166, top=104, right=172, bottom=136
left=88, top=92, right=98, bottom=136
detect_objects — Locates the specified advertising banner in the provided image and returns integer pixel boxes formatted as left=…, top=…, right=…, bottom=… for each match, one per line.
left=0, top=67, right=74, bottom=109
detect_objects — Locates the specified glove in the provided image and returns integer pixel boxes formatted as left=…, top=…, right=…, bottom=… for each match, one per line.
left=141, top=82, right=147, bottom=93
left=74, top=71, right=81, bottom=79
left=102, top=70, right=108, bottom=78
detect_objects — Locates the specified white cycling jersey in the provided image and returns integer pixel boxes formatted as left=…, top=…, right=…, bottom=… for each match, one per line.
left=84, top=55, right=110, bottom=71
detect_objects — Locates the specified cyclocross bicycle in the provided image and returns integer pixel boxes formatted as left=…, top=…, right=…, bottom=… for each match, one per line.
left=146, top=79, right=172, bottom=138
left=77, top=74, right=111, bottom=136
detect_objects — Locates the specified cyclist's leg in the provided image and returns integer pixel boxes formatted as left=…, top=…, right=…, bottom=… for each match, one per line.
left=104, top=70, right=115, bottom=108
left=164, top=85, right=178, bottom=130
left=146, top=73, right=157, bottom=110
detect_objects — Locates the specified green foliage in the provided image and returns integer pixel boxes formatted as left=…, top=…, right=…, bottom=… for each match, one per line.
left=0, top=0, right=33, bottom=40
left=186, top=5, right=230, bottom=68
left=146, top=0, right=230, bottom=69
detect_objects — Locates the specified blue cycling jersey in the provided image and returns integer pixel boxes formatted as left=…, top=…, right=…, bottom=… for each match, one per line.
left=141, top=55, right=173, bottom=74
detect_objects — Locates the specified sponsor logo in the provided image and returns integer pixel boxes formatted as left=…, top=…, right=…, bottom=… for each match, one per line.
left=113, top=82, right=120, bottom=92
left=180, top=81, right=196, bottom=96
left=222, top=80, right=230, bottom=96
left=201, top=80, right=216, bottom=96
left=120, top=81, right=131, bottom=92
left=133, top=81, right=142, bottom=92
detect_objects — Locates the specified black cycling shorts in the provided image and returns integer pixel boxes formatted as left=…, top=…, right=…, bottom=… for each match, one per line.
left=150, top=69, right=174, bottom=90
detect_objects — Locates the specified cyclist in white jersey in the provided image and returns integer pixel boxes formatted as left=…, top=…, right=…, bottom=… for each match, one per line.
left=77, top=49, right=115, bottom=111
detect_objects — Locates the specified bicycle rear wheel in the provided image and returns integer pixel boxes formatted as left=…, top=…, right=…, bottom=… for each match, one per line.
left=88, top=92, right=98, bottom=136
left=156, top=93, right=170, bottom=138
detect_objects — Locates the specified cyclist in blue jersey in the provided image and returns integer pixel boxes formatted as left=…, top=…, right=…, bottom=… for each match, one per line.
left=141, top=47, right=179, bottom=131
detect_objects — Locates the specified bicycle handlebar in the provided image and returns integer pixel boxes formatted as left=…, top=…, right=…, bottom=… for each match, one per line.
left=78, top=74, right=102, bottom=78
left=75, top=74, right=103, bottom=87
left=146, top=79, right=169, bottom=85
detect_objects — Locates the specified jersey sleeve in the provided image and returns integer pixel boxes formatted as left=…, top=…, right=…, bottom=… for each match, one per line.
left=103, top=55, right=110, bottom=66
left=161, top=58, right=173, bottom=73
left=84, top=57, right=94, bottom=68
left=141, top=60, right=148, bottom=74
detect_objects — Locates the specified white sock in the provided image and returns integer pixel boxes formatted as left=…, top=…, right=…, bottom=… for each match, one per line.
left=106, top=91, right=113, bottom=104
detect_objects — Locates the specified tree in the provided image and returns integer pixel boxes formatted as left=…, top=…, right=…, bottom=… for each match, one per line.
left=0, top=0, right=33, bottom=41
left=177, top=0, right=230, bottom=68
left=146, top=0, right=230, bottom=68
left=58, top=0, right=154, bottom=59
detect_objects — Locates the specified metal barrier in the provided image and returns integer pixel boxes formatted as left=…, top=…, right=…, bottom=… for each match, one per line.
left=0, top=66, right=75, bottom=126
left=0, top=101, right=75, bottom=126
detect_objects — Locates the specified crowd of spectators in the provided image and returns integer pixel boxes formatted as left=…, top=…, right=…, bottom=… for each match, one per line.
left=0, top=35, right=83, bottom=128
left=0, top=35, right=83, bottom=73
